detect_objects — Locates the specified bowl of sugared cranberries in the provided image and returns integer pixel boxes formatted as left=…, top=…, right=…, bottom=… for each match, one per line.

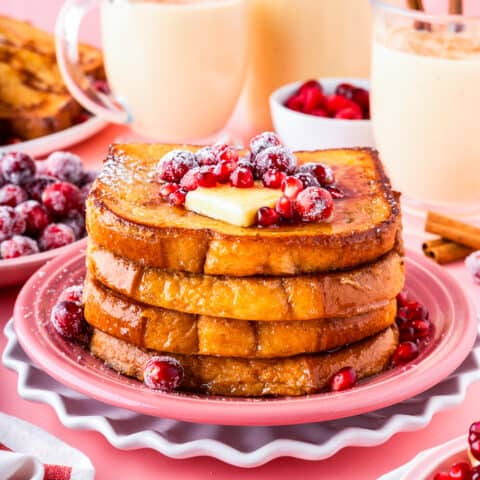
left=270, top=78, right=373, bottom=150
left=0, top=150, right=96, bottom=288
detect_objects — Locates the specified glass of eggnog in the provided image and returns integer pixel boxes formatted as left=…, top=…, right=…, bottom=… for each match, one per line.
left=55, top=0, right=248, bottom=142
left=371, top=0, right=480, bottom=215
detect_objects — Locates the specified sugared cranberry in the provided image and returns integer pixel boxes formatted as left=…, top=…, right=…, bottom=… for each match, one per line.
left=392, top=341, right=419, bottom=366
left=249, top=132, right=282, bottom=157
left=157, top=150, right=198, bottom=183
left=294, top=172, right=320, bottom=188
left=275, top=196, right=295, bottom=220
left=473, top=467, right=480, bottom=480
left=237, top=153, right=254, bottom=169
left=466, top=251, right=480, bottom=284
left=448, top=462, right=472, bottom=480
left=253, top=146, right=297, bottom=178
left=325, top=186, right=345, bottom=199
left=298, top=80, right=322, bottom=96
left=213, top=144, right=239, bottom=164
left=195, top=146, right=218, bottom=166
left=167, top=188, right=187, bottom=206
left=0, top=235, right=39, bottom=259
left=296, top=187, right=334, bottom=222
left=0, top=184, right=28, bottom=207
left=0, top=206, right=19, bottom=241
left=79, top=170, right=98, bottom=187
left=281, top=176, right=304, bottom=199
left=230, top=166, right=254, bottom=188
left=179, top=168, right=201, bottom=191
left=50, top=300, right=88, bottom=341
left=214, top=159, right=237, bottom=183
left=159, top=182, right=179, bottom=199
left=262, top=169, right=286, bottom=189
left=59, top=284, right=84, bottom=305
left=335, top=107, right=363, bottom=120
left=45, top=151, right=84, bottom=185
left=24, top=176, right=57, bottom=202
left=197, top=166, right=218, bottom=188
left=41, top=182, right=82, bottom=217
left=330, top=366, right=357, bottom=392
left=15, top=200, right=50, bottom=235
left=143, top=356, right=184, bottom=392
left=297, top=162, right=335, bottom=186
left=335, top=83, right=356, bottom=99
left=38, top=223, right=76, bottom=251
left=257, top=206, right=280, bottom=227
left=1, top=152, right=36, bottom=185
left=64, top=210, right=86, bottom=239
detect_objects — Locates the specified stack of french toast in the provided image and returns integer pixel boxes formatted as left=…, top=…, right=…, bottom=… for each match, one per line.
left=0, top=16, right=104, bottom=142
left=83, top=142, right=404, bottom=397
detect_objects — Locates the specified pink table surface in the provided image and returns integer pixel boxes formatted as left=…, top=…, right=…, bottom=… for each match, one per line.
left=0, top=124, right=478, bottom=480
left=2, top=1, right=480, bottom=477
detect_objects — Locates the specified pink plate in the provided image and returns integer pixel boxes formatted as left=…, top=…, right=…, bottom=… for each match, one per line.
left=0, top=238, right=86, bottom=289
left=13, top=242, right=478, bottom=426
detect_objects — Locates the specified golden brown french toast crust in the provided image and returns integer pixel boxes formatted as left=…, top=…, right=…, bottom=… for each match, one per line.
left=87, top=242, right=405, bottom=321
left=90, top=326, right=399, bottom=397
left=84, top=276, right=397, bottom=358
left=87, top=145, right=401, bottom=276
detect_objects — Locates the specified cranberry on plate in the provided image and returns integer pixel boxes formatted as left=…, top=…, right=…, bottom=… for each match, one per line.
left=45, top=151, right=84, bottom=185
left=143, top=356, right=184, bottom=392
left=41, top=182, right=83, bottom=217
left=0, top=235, right=39, bottom=259
left=38, top=223, right=76, bottom=251
left=50, top=300, right=88, bottom=341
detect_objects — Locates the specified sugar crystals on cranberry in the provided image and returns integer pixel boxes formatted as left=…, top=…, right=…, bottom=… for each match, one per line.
left=249, top=131, right=281, bottom=157
left=253, top=145, right=297, bottom=178
left=143, top=356, right=184, bottom=392
left=1, top=152, right=36, bottom=185
left=157, top=150, right=198, bottom=183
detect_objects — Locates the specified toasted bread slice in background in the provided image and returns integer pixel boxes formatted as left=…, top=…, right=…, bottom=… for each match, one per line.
left=90, top=325, right=398, bottom=396
left=84, top=276, right=397, bottom=358
left=87, top=145, right=401, bottom=277
left=87, top=243, right=404, bottom=321
left=0, top=16, right=104, bottom=141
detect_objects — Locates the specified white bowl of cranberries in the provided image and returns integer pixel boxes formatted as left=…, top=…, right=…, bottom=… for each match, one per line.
left=270, top=78, right=373, bottom=151
left=0, top=150, right=95, bottom=287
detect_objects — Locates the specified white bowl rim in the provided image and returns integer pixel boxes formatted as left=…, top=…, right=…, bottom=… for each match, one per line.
left=270, top=77, right=371, bottom=125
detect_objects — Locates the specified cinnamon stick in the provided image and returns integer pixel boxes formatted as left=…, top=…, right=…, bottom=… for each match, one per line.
left=449, top=0, right=463, bottom=14
left=407, top=0, right=424, bottom=10
left=425, top=212, right=480, bottom=251
left=422, top=237, right=474, bottom=264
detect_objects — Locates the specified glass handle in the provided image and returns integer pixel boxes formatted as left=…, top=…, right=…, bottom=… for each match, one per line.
left=55, top=0, right=132, bottom=124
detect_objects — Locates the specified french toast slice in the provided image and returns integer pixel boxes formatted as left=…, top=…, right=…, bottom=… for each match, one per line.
left=87, top=145, right=401, bottom=277
left=84, top=276, right=397, bottom=358
left=90, top=326, right=399, bottom=396
left=0, top=16, right=104, bottom=141
left=87, top=243, right=405, bottom=321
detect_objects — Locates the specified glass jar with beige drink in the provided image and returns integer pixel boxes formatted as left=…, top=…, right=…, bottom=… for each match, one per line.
left=56, top=0, right=248, bottom=142
left=371, top=0, right=480, bottom=214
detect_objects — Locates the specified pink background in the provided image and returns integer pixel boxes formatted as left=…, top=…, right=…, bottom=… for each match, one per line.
left=1, top=1, right=480, bottom=479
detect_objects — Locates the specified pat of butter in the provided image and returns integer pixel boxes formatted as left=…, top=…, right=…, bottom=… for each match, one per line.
left=185, top=185, right=282, bottom=227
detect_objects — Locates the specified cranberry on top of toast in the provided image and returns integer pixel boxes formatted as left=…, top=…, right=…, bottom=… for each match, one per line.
left=155, top=132, right=342, bottom=228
